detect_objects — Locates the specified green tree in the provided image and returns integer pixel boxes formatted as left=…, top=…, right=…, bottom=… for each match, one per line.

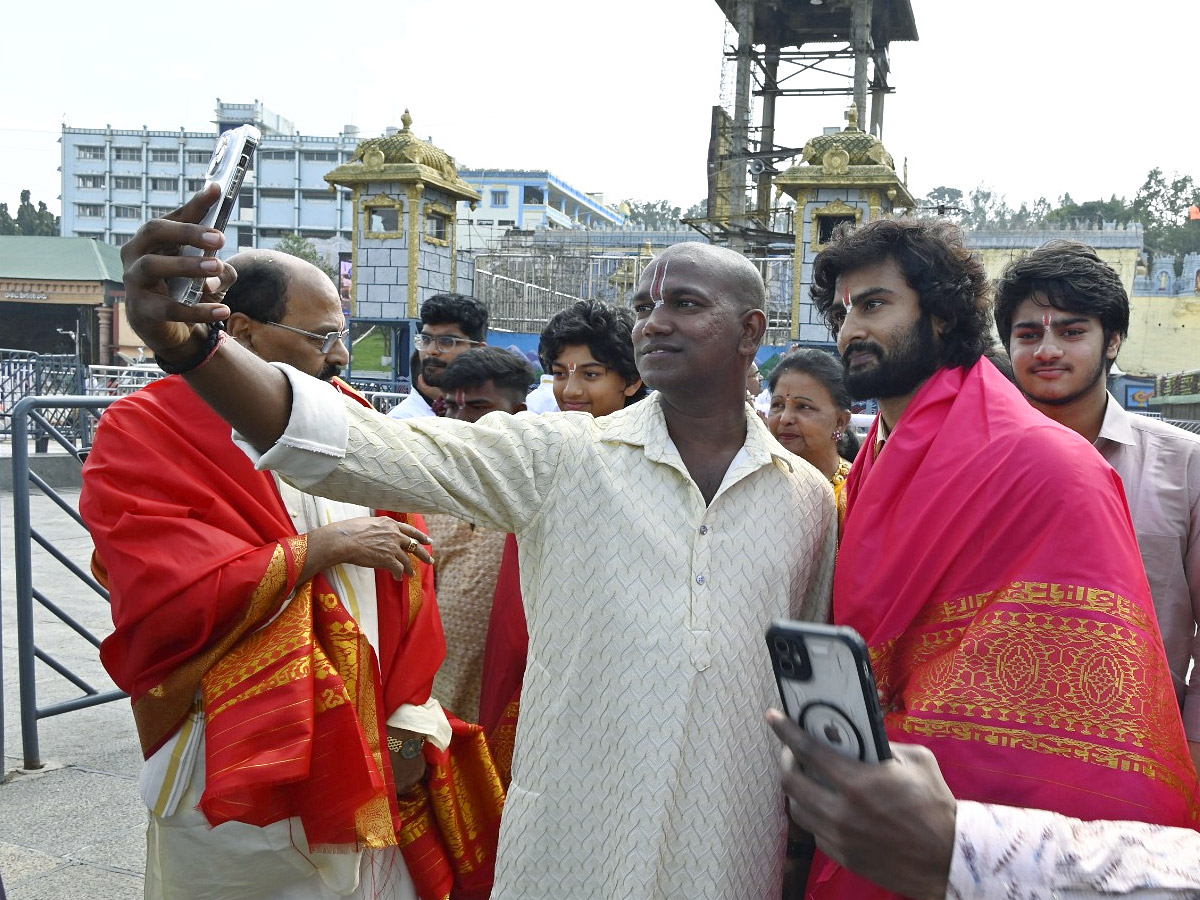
left=274, top=233, right=338, bottom=285
left=9, top=189, right=59, bottom=236
left=622, top=199, right=683, bottom=230
left=1042, top=193, right=1134, bottom=228
left=0, top=203, right=15, bottom=235
left=1131, top=169, right=1200, bottom=266
left=919, top=185, right=965, bottom=215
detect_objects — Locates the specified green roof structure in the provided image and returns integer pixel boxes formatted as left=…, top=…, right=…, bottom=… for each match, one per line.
left=0, top=236, right=123, bottom=283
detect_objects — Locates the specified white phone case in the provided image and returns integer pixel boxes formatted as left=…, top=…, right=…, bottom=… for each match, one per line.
left=169, top=124, right=261, bottom=305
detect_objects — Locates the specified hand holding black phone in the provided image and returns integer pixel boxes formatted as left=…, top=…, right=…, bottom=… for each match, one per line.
left=766, top=621, right=890, bottom=764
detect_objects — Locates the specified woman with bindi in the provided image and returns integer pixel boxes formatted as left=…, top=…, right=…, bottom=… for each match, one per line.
left=766, top=348, right=860, bottom=531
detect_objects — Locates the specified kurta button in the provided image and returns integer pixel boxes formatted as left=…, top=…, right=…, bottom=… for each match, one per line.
left=696, top=574, right=706, bottom=585
left=699, top=525, right=709, bottom=535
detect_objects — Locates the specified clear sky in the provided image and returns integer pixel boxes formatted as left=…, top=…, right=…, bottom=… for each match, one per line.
left=3, top=0, right=1195, bottom=219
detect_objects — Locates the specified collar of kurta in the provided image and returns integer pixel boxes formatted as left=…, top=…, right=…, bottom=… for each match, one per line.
left=597, top=392, right=795, bottom=474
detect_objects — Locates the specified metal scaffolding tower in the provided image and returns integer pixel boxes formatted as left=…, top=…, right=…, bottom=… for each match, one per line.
left=686, top=0, right=918, bottom=252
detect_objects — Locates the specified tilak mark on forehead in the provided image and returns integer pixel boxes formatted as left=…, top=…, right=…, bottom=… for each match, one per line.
left=648, top=258, right=670, bottom=307
left=842, top=284, right=852, bottom=311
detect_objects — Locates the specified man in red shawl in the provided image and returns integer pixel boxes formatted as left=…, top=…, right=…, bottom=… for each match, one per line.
left=81, top=251, right=502, bottom=900
left=799, top=218, right=1199, bottom=899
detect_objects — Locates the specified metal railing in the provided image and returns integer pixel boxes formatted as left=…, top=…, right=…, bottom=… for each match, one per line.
left=86, top=364, right=164, bottom=397
left=6, top=396, right=126, bottom=771
left=1, top=351, right=87, bottom=445
left=474, top=252, right=798, bottom=344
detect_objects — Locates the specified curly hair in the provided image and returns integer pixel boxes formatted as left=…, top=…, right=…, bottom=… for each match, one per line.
left=420, top=293, right=489, bottom=343
left=539, top=300, right=648, bottom=404
left=441, top=347, right=535, bottom=406
left=810, top=217, right=994, bottom=369
left=993, top=240, right=1129, bottom=353
left=767, top=348, right=861, bottom=460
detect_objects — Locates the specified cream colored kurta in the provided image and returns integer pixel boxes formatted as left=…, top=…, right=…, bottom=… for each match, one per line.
left=241, top=365, right=837, bottom=900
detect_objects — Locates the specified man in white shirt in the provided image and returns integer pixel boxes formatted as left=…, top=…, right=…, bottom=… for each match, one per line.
left=116, top=191, right=837, bottom=900
left=995, top=240, right=1200, bottom=769
left=768, top=710, right=1200, bottom=900
left=388, top=293, right=488, bottom=419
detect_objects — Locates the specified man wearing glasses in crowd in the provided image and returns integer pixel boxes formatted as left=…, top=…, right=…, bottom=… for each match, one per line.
left=389, top=293, right=489, bottom=419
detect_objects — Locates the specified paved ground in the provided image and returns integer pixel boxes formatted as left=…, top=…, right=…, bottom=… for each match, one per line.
left=1, top=484, right=147, bottom=899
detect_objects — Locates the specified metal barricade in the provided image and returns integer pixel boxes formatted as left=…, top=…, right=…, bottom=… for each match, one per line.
left=0, top=351, right=87, bottom=445
left=5, top=395, right=125, bottom=771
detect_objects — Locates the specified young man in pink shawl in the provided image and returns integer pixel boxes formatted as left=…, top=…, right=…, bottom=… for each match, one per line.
left=797, top=217, right=1198, bottom=899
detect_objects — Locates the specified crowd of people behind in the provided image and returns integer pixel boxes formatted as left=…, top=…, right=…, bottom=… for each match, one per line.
left=79, top=190, right=1200, bottom=900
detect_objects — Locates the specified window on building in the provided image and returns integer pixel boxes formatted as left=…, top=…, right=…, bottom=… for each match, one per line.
left=77, top=145, right=104, bottom=160
left=369, top=207, right=400, bottom=232
left=113, top=147, right=142, bottom=162
left=239, top=191, right=255, bottom=208
left=148, top=206, right=174, bottom=218
left=237, top=230, right=254, bottom=248
left=523, top=186, right=544, bottom=205
left=186, top=150, right=211, bottom=165
left=816, top=214, right=857, bottom=246
left=498, top=219, right=515, bottom=226
left=76, top=204, right=103, bottom=218
left=259, top=150, right=295, bottom=161
left=477, top=219, right=494, bottom=226
left=76, top=231, right=105, bottom=240
left=425, top=211, right=449, bottom=242
left=113, top=176, right=142, bottom=191
left=111, top=233, right=133, bottom=246
left=113, top=205, right=142, bottom=219
left=76, top=175, right=105, bottom=189
left=302, top=151, right=339, bottom=162
left=185, top=178, right=206, bottom=193
left=150, top=178, right=178, bottom=192
left=150, top=148, right=178, bottom=163
left=491, top=190, right=509, bottom=207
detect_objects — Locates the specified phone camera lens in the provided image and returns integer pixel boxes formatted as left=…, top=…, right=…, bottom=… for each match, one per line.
left=779, top=655, right=795, bottom=675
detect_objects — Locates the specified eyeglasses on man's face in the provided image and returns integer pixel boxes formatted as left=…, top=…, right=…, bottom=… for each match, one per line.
left=266, top=321, right=350, bottom=354
left=414, top=333, right=483, bottom=352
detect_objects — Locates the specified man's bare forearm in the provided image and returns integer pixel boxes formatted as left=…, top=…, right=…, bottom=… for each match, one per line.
left=183, top=334, right=292, bottom=453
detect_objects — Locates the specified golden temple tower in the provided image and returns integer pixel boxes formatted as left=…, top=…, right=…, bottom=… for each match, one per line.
left=774, top=103, right=914, bottom=343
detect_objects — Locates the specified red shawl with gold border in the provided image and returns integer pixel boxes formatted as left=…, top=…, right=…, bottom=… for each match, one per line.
left=83, top=376, right=501, bottom=899
left=810, top=360, right=1200, bottom=899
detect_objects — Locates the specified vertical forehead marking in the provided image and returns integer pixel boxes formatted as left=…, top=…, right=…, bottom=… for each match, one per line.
left=650, top=258, right=669, bottom=306
left=842, top=284, right=852, bottom=311
left=567, top=363, right=578, bottom=374
left=1042, top=312, right=1054, bottom=328
left=454, top=389, right=466, bottom=407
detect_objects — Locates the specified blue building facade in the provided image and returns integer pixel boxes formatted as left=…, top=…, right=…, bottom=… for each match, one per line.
left=456, top=169, right=625, bottom=250
left=59, top=100, right=360, bottom=258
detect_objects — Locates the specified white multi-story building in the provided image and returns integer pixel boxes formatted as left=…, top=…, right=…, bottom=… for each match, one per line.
left=59, top=100, right=360, bottom=257
left=456, top=169, right=625, bottom=250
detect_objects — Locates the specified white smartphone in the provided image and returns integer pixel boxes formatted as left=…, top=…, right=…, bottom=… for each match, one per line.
left=766, top=621, right=891, bottom=763
left=169, top=124, right=261, bottom=305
